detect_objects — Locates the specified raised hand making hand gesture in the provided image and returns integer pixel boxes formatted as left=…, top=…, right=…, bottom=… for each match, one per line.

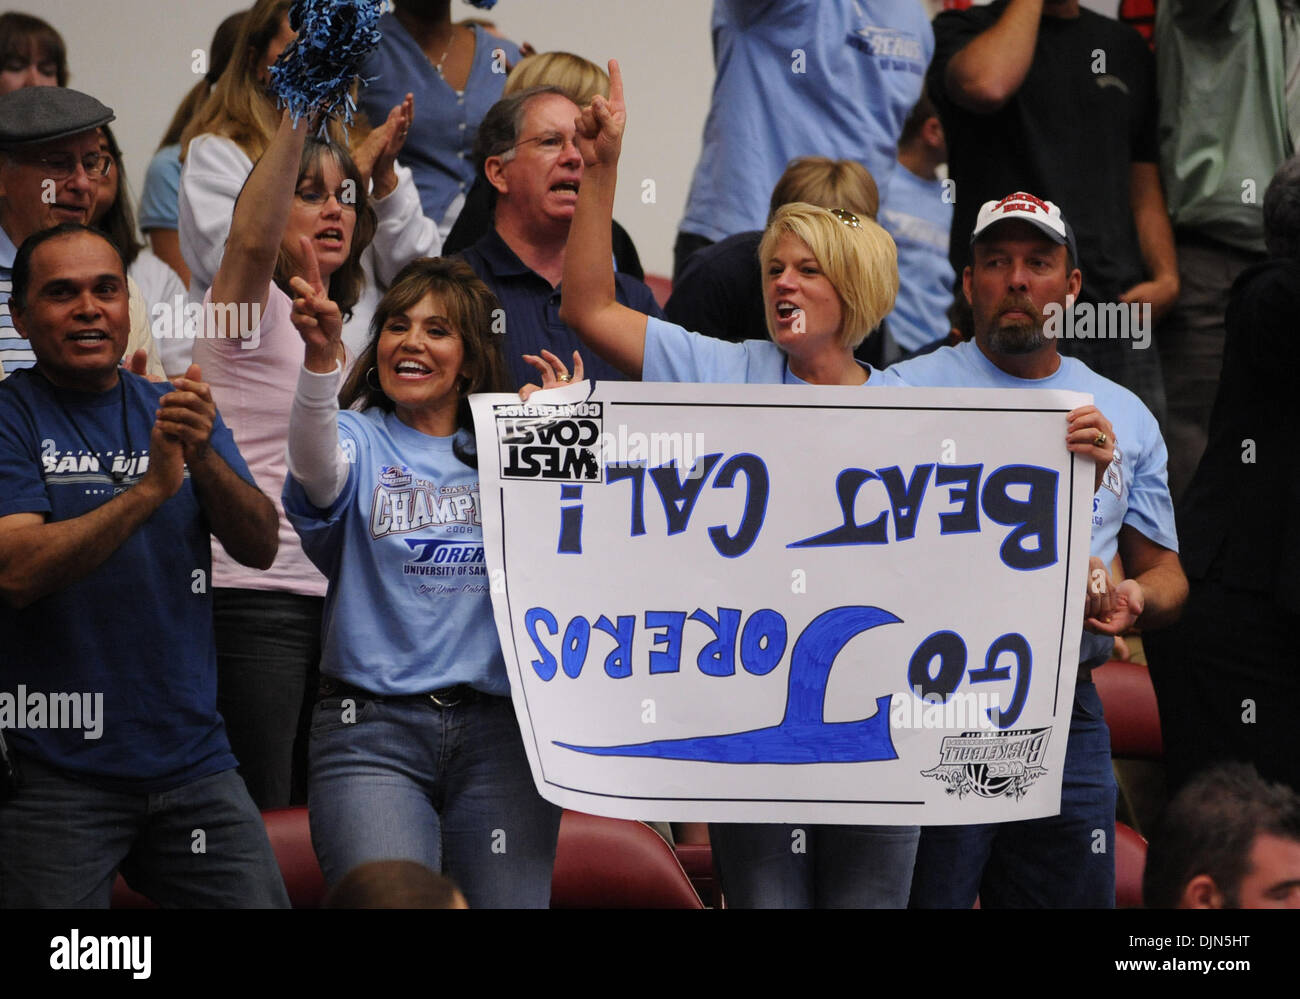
left=573, top=59, right=626, bottom=169
left=289, top=235, right=345, bottom=373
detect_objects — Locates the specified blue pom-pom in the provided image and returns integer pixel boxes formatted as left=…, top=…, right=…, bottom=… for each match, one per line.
left=466, top=0, right=498, bottom=9
left=269, top=0, right=385, bottom=134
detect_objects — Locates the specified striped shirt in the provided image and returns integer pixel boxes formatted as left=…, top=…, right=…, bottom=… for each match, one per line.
left=0, top=226, right=34, bottom=376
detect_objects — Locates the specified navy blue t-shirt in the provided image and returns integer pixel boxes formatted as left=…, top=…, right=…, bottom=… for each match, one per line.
left=0, top=368, right=252, bottom=791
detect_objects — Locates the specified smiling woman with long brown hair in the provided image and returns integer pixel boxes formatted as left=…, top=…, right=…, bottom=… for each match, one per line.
left=281, top=254, right=561, bottom=907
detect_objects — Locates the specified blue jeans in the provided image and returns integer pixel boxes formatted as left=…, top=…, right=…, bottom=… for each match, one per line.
left=908, top=680, right=1117, bottom=908
left=214, top=587, right=322, bottom=810
left=0, top=758, right=289, bottom=908
left=709, top=822, right=920, bottom=908
left=308, top=689, right=561, bottom=908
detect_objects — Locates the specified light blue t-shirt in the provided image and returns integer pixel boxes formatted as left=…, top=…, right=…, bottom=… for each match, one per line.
left=679, top=0, right=933, bottom=242
left=879, top=167, right=956, bottom=351
left=644, top=316, right=873, bottom=385
left=138, top=143, right=183, bottom=232
left=878, top=340, right=1178, bottom=567
left=284, top=408, right=507, bottom=696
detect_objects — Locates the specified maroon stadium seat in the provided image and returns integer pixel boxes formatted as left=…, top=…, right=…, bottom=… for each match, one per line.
left=643, top=273, right=673, bottom=310
left=1093, top=659, right=1164, bottom=760
left=551, top=810, right=704, bottom=908
left=1115, top=820, right=1148, bottom=908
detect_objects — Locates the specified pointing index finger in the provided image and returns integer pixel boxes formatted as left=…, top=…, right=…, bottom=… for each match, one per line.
left=608, top=59, right=624, bottom=110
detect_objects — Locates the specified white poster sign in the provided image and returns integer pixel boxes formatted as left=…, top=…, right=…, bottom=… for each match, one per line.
left=470, top=381, right=1093, bottom=825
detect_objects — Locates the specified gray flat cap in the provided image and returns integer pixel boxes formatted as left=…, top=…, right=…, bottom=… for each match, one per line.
left=0, top=87, right=115, bottom=148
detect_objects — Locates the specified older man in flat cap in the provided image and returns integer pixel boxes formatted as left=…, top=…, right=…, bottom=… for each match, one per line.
left=0, top=86, right=160, bottom=379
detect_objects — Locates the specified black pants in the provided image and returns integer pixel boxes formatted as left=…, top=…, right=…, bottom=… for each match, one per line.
left=1145, top=577, right=1300, bottom=795
left=214, top=588, right=323, bottom=809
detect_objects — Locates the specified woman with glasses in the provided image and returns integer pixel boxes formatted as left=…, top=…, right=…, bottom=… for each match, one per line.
left=178, top=0, right=436, bottom=362
left=556, top=62, right=918, bottom=909
left=175, top=0, right=435, bottom=811
left=193, top=105, right=377, bottom=811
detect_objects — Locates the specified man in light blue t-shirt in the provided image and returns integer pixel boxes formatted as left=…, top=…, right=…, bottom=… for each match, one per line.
left=673, top=0, right=932, bottom=278
left=877, top=192, right=1188, bottom=908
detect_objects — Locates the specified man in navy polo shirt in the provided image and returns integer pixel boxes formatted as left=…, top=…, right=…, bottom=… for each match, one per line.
left=460, top=86, right=663, bottom=390
left=0, top=224, right=285, bottom=908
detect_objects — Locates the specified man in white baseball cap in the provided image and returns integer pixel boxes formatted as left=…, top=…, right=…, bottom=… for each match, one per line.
left=970, top=191, right=1078, bottom=266
left=877, top=191, right=1187, bottom=909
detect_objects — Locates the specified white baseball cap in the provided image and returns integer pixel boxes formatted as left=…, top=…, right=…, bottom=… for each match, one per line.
left=970, top=192, right=1079, bottom=264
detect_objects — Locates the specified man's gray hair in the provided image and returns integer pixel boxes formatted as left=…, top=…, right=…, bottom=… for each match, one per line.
left=473, top=86, right=570, bottom=173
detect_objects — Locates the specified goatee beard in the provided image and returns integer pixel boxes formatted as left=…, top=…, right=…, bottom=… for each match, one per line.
left=983, top=295, right=1047, bottom=355
left=987, top=318, right=1048, bottom=355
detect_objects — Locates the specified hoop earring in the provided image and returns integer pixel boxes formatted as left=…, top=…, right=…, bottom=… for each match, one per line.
left=365, top=366, right=381, bottom=392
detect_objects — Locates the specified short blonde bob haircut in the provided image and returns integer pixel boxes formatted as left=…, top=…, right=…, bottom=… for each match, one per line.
left=758, top=202, right=899, bottom=350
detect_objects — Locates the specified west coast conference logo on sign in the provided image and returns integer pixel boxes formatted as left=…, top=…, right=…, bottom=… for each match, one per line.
left=922, top=727, right=1052, bottom=799
left=493, top=401, right=603, bottom=482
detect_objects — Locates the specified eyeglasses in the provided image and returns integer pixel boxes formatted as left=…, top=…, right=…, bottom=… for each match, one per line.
left=294, top=187, right=358, bottom=213
left=830, top=208, right=862, bottom=229
left=13, top=151, right=112, bottom=181
left=500, top=130, right=578, bottom=160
